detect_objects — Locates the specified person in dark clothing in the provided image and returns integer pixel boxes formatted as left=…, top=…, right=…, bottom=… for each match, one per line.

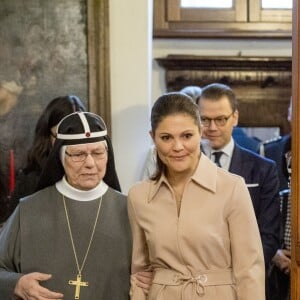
left=260, top=97, right=292, bottom=191
left=4, top=95, right=86, bottom=221
left=267, top=155, right=291, bottom=300
left=260, top=134, right=291, bottom=191
left=266, top=99, right=292, bottom=300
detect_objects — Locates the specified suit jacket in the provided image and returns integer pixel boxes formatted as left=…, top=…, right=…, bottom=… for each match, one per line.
left=263, top=134, right=291, bottom=191
left=229, top=143, right=280, bottom=266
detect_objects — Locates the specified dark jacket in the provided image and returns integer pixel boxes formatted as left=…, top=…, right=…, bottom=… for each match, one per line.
left=5, top=168, right=41, bottom=221
left=229, top=143, right=280, bottom=266
left=262, top=134, right=291, bottom=191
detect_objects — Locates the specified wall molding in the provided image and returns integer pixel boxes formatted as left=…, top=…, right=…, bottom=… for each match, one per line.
left=156, top=55, right=292, bottom=134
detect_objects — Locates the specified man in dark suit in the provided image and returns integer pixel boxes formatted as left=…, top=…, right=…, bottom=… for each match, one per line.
left=260, top=98, right=292, bottom=300
left=260, top=135, right=290, bottom=190
left=260, top=98, right=292, bottom=191
left=198, top=83, right=280, bottom=294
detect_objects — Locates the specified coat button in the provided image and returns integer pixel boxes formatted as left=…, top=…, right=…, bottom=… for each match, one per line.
left=198, top=274, right=207, bottom=283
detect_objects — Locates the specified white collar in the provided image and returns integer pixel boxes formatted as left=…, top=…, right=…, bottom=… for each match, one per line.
left=201, top=137, right=235, bottom=158
left=55, top=176, right=108, bottom=201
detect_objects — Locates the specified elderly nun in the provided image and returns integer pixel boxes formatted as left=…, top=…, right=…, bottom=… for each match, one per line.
left=0, top=111, right=132, bottom=300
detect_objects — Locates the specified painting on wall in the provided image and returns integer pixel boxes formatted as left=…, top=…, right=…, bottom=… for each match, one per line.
left=0, top=0, right=88, bottom=222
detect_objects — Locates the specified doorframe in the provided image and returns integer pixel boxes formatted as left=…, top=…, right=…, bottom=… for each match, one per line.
left=291, top=0, right=300, bottom=298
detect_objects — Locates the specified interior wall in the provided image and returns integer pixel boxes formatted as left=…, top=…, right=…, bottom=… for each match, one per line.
left=152, top=39, right=292, bottom=103
left=109, top=1, right=292, bottom=193
left=109, top=0, right=153, bottom=193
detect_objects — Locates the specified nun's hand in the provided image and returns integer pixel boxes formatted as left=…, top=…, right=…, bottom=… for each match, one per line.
left=14, top=272, right=64, bottom=300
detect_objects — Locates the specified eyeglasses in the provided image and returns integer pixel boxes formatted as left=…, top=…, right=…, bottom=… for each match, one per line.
left=200, top=112, right=234, bottom=127
left=65, top=150, right=107, bottom=162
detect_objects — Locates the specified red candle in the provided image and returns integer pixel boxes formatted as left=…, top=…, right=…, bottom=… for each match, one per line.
left=9, top=149, right=15, bottom=195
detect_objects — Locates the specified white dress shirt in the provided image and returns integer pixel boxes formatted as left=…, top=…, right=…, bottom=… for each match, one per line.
left=201, top=137, right=235, bottom=171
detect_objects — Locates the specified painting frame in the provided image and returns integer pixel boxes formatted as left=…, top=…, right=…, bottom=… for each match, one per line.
left=87, top=0, right=111, bottom=133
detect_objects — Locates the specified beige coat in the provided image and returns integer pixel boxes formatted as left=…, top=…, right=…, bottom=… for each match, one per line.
left=128, top=154, right=265, bottom=300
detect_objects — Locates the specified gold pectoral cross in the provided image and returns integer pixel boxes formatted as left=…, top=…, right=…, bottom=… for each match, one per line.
left=69, top=274, right=89, bottom=299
